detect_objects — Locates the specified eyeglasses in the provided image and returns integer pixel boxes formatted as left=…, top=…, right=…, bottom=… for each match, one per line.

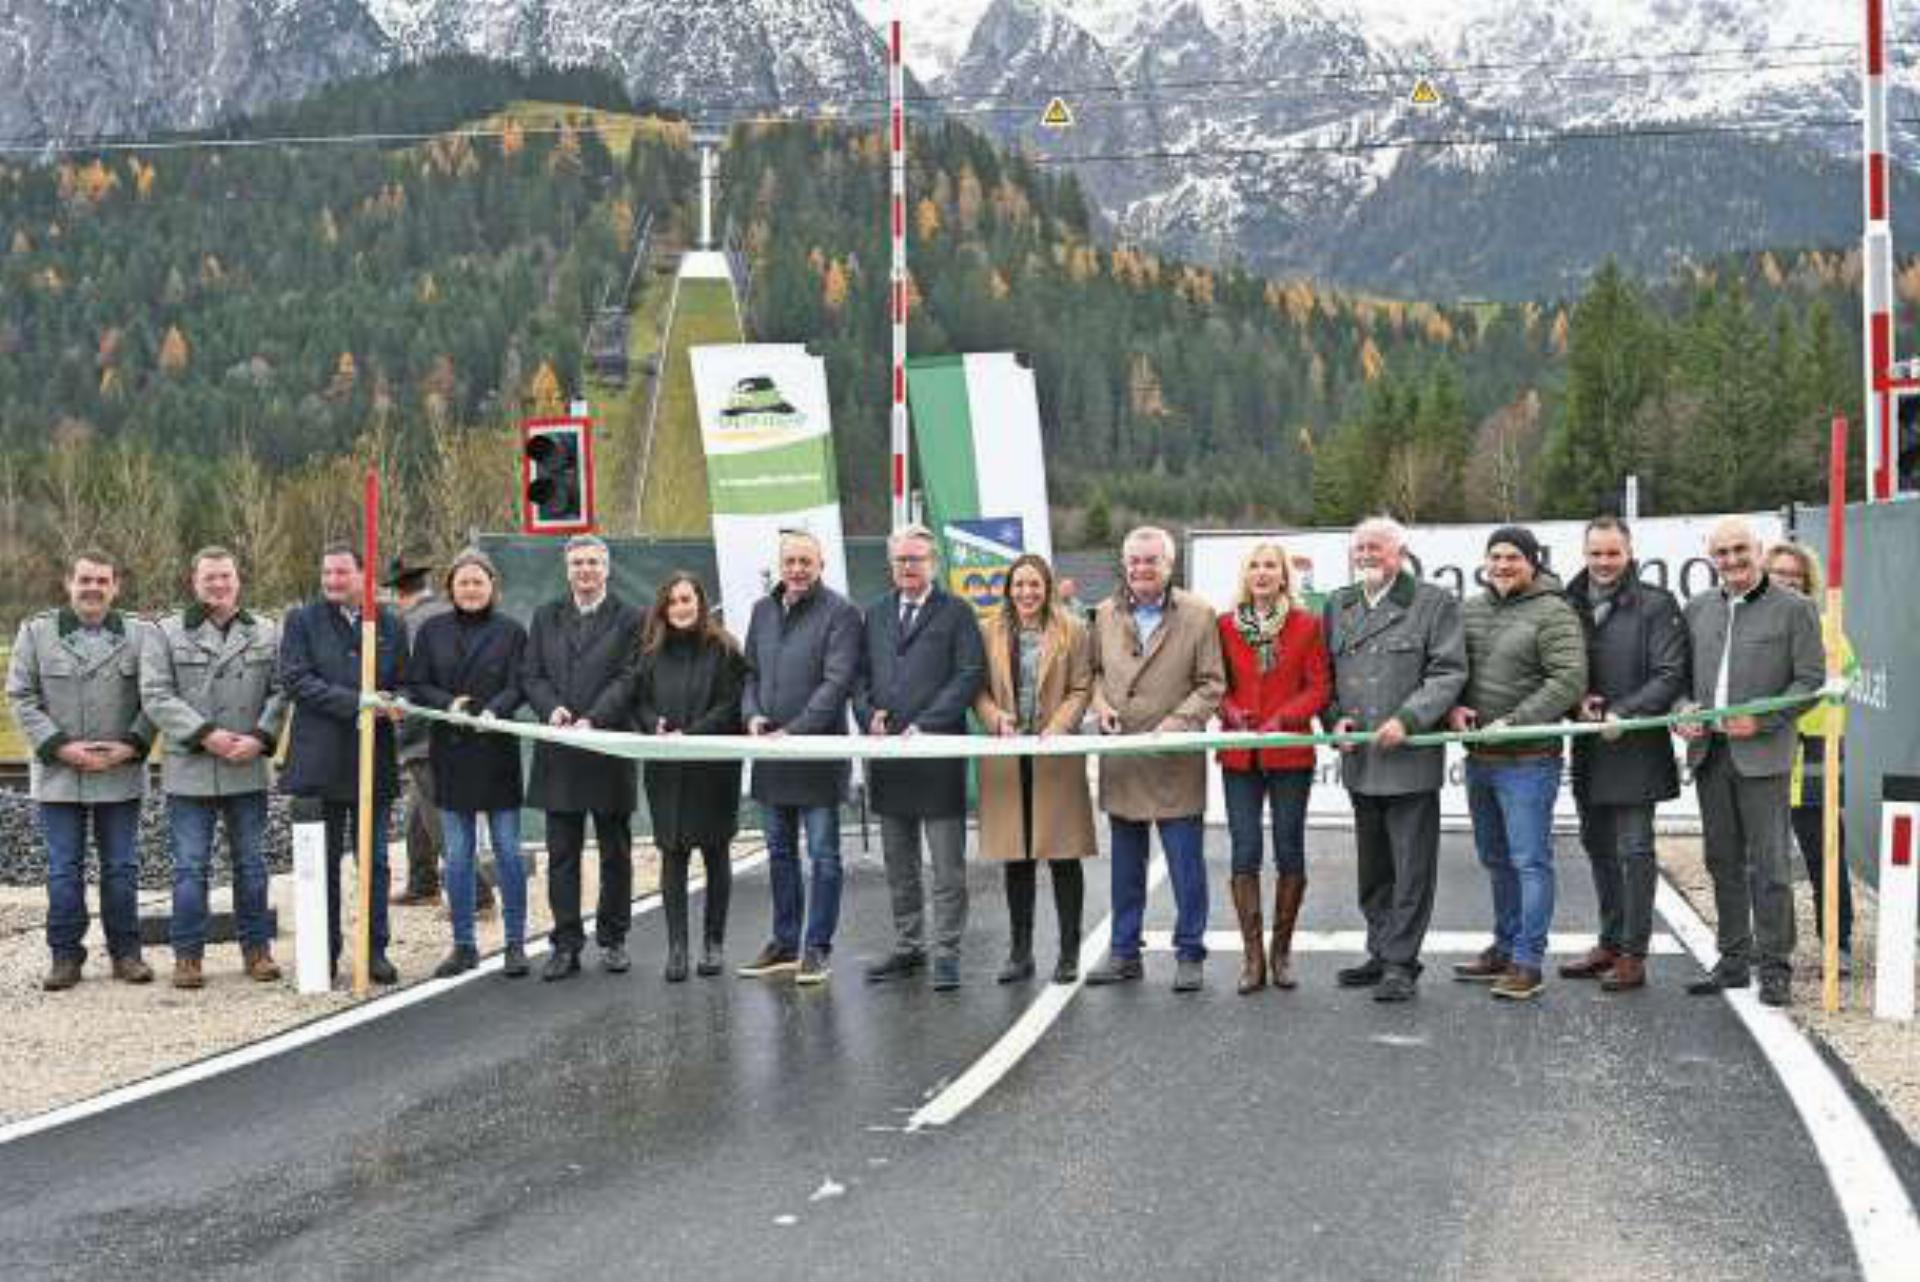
left=890, top=555, right=931, bottom=565
left=1708, top=544, right=1752, bottom=561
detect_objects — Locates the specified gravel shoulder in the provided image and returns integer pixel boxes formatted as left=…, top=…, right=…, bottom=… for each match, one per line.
left=1659, top=835, right=1920, bottom=1146
left=0, top=840, right=763, bottom=1126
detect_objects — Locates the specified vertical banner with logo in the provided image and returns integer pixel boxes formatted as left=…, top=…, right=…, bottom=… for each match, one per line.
left=689, top=344, right=849, bottom=639
left=906, top=353, right=1053, bottom=610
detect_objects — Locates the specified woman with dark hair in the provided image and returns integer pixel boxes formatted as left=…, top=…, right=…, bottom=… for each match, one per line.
left=404, top=549, right=531, bottom=978
left=973, top=553, right=1098, bottom=984
left=632, top=572, right=748, bottom=981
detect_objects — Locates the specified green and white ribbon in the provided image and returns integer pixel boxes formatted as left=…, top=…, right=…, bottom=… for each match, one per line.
left=365, top=683, right=1843, bottom=764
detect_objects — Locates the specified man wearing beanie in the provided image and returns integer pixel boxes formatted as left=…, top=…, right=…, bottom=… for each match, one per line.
left=1449, top=525, right=1587, bottom=1001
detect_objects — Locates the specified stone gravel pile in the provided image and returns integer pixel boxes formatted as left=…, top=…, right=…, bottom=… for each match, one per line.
left=0, top=789, right=297, bottom=890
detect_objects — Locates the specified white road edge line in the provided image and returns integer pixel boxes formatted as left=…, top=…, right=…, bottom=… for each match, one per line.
left=1137, top=929, right=1686, bottom=955
left=1654, top=875, right=1920, bottom=1282
left=905, top=860, right=1170, bottom=1132
left=0, top=849, right=770, bottom=1149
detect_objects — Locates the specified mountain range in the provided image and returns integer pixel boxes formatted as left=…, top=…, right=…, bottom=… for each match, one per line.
left=5, top=0, right=1917, bottom=296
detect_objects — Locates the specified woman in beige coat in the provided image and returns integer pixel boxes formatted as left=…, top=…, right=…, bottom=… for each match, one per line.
left=975, top=554, right=1098, bottom=984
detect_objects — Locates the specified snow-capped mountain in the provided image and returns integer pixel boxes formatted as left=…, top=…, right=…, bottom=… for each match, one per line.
left=0, top=0, right=390, bottom=144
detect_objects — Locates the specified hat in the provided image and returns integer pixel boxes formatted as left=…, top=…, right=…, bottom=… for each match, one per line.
left=1486, top=525, right=1543, bottom=568
left=383, top=552, right=435, bottom=589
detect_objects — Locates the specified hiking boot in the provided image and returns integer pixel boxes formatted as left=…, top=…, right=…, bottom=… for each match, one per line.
left=1373, top=966, right=1418, bottom=1003
left=1490, top=966, right=1544, bottom=1002
left=997, top=955, right=1036, bottom=985
left=1452, top=946, right=1510, bottom=982
left=1084, top=956, right=1144, bottom=986
left=1600, top=955, right=1646, bottom=992
left=502, top=942, right=530, bottom=978
left=864, top=950, right=926, bottom=983
left=794, top=948, right=832, bottom=986
left=43, top=957, right=84, bottom=991
left=543, top=948, right=582, bottom=981
left=112, top=955, right=155, bottom=984
left=737, top=943, right=799, bottom=977
left=696, top=939, right=724, bottom=978
left=433, top=946, right=479, bottom=979
left=1558, top=945, right=1618, bottom=980
left=242, top=947, right=281, bottom=983
left=172, top=957, right=205, bottom=990
left=599, top=943, right=631, bottom=974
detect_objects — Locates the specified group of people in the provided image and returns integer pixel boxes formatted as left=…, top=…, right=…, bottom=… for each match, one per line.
left=7, top=512, right=1842, bottom=1009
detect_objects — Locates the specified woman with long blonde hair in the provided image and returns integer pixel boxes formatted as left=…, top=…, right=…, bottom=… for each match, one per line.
left=973, top=554, right=1098, bottom=984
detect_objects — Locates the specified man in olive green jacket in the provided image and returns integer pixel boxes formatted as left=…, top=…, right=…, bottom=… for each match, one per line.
left=6, top=550, right=155, bottom=991
left=1447, top=526, right=1587, bottom=1002
left=141, top=547, right=288, bottom=988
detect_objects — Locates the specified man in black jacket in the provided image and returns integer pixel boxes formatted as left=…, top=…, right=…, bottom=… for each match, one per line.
left=1561, top=517, right=1690, bottom=992
left=738, top=530, right=862, bottom=985
left=278, top=542, right=408, bottom=984
left=521, top=535, right=643, bottom=981
left=856, top=525, right=986, bottom=991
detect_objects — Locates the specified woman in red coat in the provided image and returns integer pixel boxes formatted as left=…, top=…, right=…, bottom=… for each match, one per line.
left=1218, top=542, right=1330, bottom=994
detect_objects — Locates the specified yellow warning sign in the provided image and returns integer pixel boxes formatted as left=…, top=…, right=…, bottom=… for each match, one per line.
left=1410, top=78, right=1441, bottom=107
left=1040, top=97, right=1075, bottom=129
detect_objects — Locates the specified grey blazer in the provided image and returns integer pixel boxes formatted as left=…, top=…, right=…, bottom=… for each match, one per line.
left=1323, top=572, right=1468, bottom=796
left=6, top=609, right=154, bottom=804
left=140, top=606, right=287, bottom=797
left=1683, top=577, right=1825, bottom=778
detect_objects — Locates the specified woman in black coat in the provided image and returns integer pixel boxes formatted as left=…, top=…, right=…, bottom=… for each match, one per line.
left=405, top=550, right=530, bottom=979
left=631, top=572, right=747, bottom=981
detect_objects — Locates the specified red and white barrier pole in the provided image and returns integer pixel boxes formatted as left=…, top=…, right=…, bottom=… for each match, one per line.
left=889, top=17, right=911, bottom=530
left=1822, top=416, right=1847, bottom=1013
left=1863, top=0, right=1896, bottom=501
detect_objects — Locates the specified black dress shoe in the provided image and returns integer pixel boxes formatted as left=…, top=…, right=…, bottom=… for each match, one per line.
left=543, top=949, right=581, bottom=982
left=1758, top=970, right=1792, bottom=1007
left=997, top=956, right=1036, bottom=984
left=1686, top=964, right=1750, bottom=996
left=502, top=943, right=530, bottom=978
left=864, top=950, right=926, bottom=983
left=1337, top=958, right=1386, bottom=988
left=600, top=944, right=631, bottom=974
left=368, top=955, right=399, bottom=985
left=1052, top=956, right=1079, bottom=985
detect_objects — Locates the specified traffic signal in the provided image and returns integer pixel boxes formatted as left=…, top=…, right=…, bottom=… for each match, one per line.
left=520, top=419, right=595, bottom=535
left=1899, top=389, right=1920, bottom=496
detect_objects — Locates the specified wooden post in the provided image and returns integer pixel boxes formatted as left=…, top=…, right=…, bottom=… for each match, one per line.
left=353, top=468, right=380, bottom=998
left=1822, top=415, right=1847, bottom=1013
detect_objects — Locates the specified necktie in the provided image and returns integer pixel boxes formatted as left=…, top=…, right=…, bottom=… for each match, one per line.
left=899, top=600, right=918, bottom=633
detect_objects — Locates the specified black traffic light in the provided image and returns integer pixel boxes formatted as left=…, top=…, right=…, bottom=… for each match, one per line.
left=1899, top=389, right=1920, bottom=496
left=520, top=419, right=594, bottom=534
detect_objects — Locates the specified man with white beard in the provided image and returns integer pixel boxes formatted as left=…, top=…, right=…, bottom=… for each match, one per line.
left=1322, top=516, right=1468, bottom=1002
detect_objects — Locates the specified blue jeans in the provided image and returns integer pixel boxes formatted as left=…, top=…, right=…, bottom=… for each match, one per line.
left=40, top=799, right=143, bottom=963
left=1222, top=769, right=1312, bottom=876
left=1465, top=757, right=1561, bottom=970
left=763, top=804, right=842, bottom=954
left=322, top=801, right=390, bottom=964
left=168, top=792, right=272, bottom=957
left=442, top=808, right=527, bottom=949
left=1109, top=815, right=1208, bottom=962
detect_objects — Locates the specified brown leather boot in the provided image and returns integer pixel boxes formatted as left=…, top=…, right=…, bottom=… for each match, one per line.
left=1558, top=945, right=1618, bottom=980
left=1600, top=954, right=1646, bottom=991
left=243, top=946, right=282, bottom=982
left=111, top=955, right=154, bottom=984
left=1230, top=873, right=1266, bottom=994
left=42, top=957, right=83, bottom=991
left=1269, top=873, right=1306, bottom=990
left=172, top=957, right=205, bottom=990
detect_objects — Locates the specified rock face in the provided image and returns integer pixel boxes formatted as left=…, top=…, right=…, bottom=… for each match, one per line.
left=0, top=0, right=392, bottom=143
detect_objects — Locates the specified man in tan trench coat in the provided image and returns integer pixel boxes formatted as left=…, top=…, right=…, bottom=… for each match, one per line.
left=1085, top=527, right=1226, bottom=992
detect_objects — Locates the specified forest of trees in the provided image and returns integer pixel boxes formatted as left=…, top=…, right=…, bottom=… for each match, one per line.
left=0, top=59, right=1879, bottom=625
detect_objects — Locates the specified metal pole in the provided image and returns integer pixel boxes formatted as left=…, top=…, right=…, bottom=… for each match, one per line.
left=889, top=18, right=911, bottom=530
left=1822, top=415, right=1847, bottom=1013
left=353, top=468, right=379, bottom=998
left=1863, top=0, right=1896, bottom=501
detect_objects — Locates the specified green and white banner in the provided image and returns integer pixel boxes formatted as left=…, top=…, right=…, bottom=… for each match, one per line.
left=689, top=344, right=848, bottom=636
left=907, top=354, right=1052, bottom=603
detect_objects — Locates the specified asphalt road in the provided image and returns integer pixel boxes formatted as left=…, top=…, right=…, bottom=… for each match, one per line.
left=0, top=828, right=1910, bottom=1281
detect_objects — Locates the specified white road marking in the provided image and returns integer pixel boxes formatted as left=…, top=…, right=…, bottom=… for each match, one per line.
left=1654, top=876, right=1920, bottom=1282
left=904, top=861, right=1170, bottom=1132
left=0, top=850, right=769, bottom=1148
left=1137, top=929, right=1685, bottom=955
